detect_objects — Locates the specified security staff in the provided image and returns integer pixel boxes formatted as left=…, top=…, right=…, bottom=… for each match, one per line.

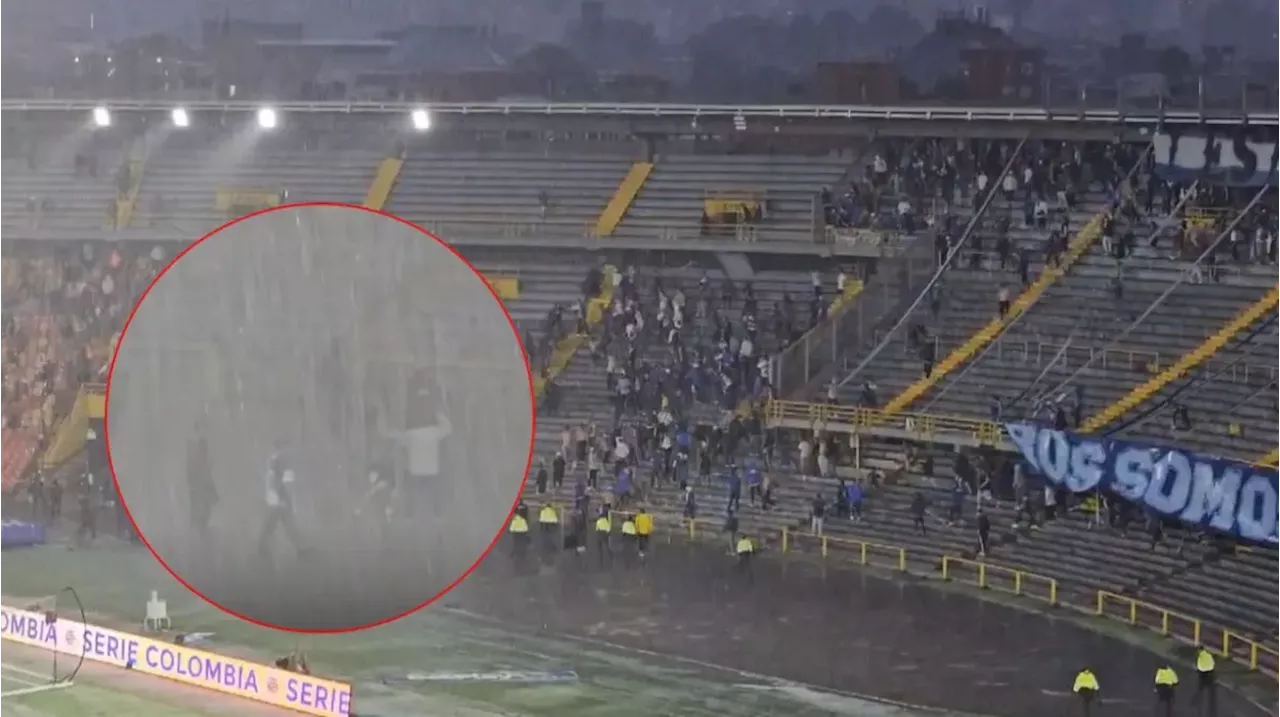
left=1154, top=664, right=1178, bottom=716
left=538, top=504, right=559, bottom=554
left=1193, top=647, right=1217, bottom=716
left=620, top=514, right=638, bottom=566
left=594, top=510, right=612, bottom=567
left=508, top=513, right=530, bottom=562
left=1072, top=667, right=1099, bottom=717
left=634, top=508, right=654, bottom=559
left=735, top=534, right=755, bottom=584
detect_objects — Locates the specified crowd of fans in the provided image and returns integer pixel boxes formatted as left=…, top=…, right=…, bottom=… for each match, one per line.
left=0, top=240, right=165, bottom=537
left=523, top=259, right=863, bottom=554
left=507, top=134, right=1277, bottom=595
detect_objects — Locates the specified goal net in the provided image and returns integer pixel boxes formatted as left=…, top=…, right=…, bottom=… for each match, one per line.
left=3, top=587, right=87, bottom=694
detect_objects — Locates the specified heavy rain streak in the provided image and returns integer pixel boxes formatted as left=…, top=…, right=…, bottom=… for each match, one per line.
left=107, top=205, right=534, bottom=631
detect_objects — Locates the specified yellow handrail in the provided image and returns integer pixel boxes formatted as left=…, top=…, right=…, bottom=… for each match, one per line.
left=527, top=492, right=1275, bottom=678
left=779, top=527, right=907, bottom=572
left=1095, top=591, right=1277, bottom=675
left=991, top=337, right=1277, bottom=385
left=941, top=556, right=1059, bottom=606
left=766, top=399, right=1004, bottom=445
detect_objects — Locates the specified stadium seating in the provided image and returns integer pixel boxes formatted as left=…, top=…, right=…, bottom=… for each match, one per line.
left=523, top=259, right=836, bottom=539
left=915, top=229, right=1277, bottom=456
left=827, top=189, right=1106, bottom=406
left=2, top=157, right=124, bottom=232
left=134, top=143, right=375, bottom=231
left=387, top=153, right=634, bottom=237
left=2, top=126, right=1276, bottom=678
left=613, top=154, right=852, bottom=244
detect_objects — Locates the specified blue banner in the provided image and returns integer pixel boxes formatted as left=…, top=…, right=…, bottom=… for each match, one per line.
left=1005, top=423, right=1278, bottom=545
left=1153, top=128, right=1278, bottom=187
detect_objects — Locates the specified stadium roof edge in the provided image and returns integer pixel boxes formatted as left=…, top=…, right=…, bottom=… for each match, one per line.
left=1, top=99, right=1275, bottom=126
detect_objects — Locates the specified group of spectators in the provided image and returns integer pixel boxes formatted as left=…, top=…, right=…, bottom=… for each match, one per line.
left=526, top=261, right=862, bottom=557
left=2, top=242, right=162, bottom=497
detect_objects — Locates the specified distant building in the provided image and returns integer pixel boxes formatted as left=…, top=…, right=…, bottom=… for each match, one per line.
left=255, top=39, right=396, bottom=100
left=815, top=62, right=902, bottom=104
left=960, top=46, right=1044, bottom=103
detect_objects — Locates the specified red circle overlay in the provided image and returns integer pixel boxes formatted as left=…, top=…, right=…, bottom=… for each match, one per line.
left=104, top=201, right=536, bottom=634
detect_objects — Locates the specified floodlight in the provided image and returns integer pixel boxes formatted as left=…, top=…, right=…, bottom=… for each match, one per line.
left=92, top=106, right=111, bottom=128
left=411, top=108, right=432, bottom=132
left=256, top=107, right=278, bottom=130
left=171, top=108, right=190, bottom=128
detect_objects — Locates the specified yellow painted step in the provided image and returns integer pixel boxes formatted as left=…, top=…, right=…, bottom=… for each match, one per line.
left=1079, top=286, right=1280, bottom=433
left=40, top=390, right=92, bottom=469
left=593, top=162, right=653, bottom=237
left=880, top=213, right=1105, bottom=416
left=364, top=157, right=405, bottom=210
left=533, top=265, right=618, bottom=396
left=1256, top=448, right=1279, bottom=467
left=114, top=158, right=145, bottom=228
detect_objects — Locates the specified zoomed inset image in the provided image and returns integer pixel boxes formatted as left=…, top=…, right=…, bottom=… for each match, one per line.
left=106, top=203, right=535, bottom=632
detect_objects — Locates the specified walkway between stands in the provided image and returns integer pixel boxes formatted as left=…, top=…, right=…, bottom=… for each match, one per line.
left=880, top=211, right=1106, bottom=416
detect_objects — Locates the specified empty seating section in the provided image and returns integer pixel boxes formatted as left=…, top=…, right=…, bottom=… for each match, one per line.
left=834, top=192, right=1104, bottom=409
left=615, top=155, right=849, bottom=243
left=917, top=232, right=1277, bottom=455
left=386, top=153, right=633, bottom=237
left=1078, top=286, right=1278, bottom=432
left=2, top=157, right=124, bottom=232
left=136, top=144, right=376, bottom=232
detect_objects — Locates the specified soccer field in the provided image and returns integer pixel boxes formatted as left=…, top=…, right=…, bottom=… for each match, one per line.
left=2, top=546, right=944, bottom=717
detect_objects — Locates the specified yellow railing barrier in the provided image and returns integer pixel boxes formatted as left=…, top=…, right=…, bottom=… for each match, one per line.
left=1223, top=630, right=1279, bottom=673
left=942, top=556, right=1059, bottom=606
left=1256, top=447, right=1279, bottom=468
left=991, top=337, right=1278, bottom=385
left=529, top=488, right=1275, bottom=677
left=780, top=527, right=907, bottom=572
left=879, top=212, right=1105, bottom=416
left=593, top=161, right=653, bottom=237
left=766, top=400, right=1004, bottom=445
left=1080, top=286, right=1280, bottom=432
left=732, top=279, right=866, bottom=420
left=1095, top=591, right=1202, bottom=650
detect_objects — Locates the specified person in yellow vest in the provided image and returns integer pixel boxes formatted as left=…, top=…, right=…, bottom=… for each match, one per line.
left=1192, top=647, right=1216, bottom=716
left=620, top=513, right=638, bottom=566
left=508, top=512, right=530, bottom=562
left=634, top=507, right=653, bottom=559
left=1153, top=664, right=1178, bottom=717
left=594, top=509, right=612, bottom=568
left=1072, top=667, right=1099, bottom=717
left=537, top=503, right=559, bottom=555
left=735, top=534, right=755, bottom=584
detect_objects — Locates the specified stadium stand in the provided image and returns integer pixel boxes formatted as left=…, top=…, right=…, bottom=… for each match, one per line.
left=613, top=154, right=854, bottom=244
left=136, top=142, right=373, bottom=230
left=3, top=118, right=1277, bottom=688
left=388, top=152, right=635, bottom=237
